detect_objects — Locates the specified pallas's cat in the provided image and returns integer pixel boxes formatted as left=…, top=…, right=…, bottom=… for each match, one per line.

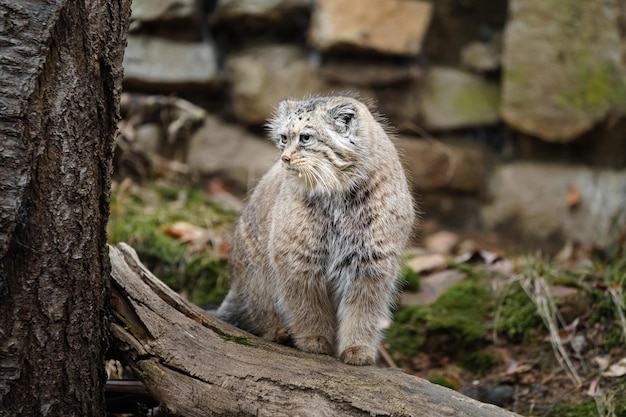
left=216, top=95, right=414, bottom=365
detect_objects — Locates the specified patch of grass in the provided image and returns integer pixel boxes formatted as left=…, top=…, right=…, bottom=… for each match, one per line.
left=495, top=282, right=543, bottom=342
left=546, top=396, right=626, bottom=417
left=425, top=278, right=492, bottom=351
left=588, top=294, right=616, bottom=324
left=545, top=401, right=598, bottom=417
left=108, top=180, right=237, bottom=307
left=400, top=264, right=420, bottom=292
left=426, top=375, right=458, bottom=391
left=459, top=351, right=498, bottom=376
left=386, top=274, right=492, bottom=361
left=386, top=304, right=428, bottom=357
left=580, top=256, right=626, bottom=348
left=602, top=325, right=626, bottom=350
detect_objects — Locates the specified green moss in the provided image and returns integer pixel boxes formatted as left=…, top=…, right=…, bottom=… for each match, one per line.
left=426, top=375, right=458, bottom=391
left=220, top=335, right=254, bottom=346
left=426, top=278, right=490, bottom=350
left=386, top=277, right=492, bottom=359
left=601, top=256, right=626, bottom=289
left=504, top=68, right=528, bottom=86
left=386, top=304, right=428, bottom=357
left=545, top=398, right=626, bottom=417
left=602, top=325, right=626, bottom=350
left=545, top=401, right=597, bottom=417
left=108, top=182, right=237, bottom=307
left=453, top=82, right=500, bottom=121
left=559, top=61, right=626, bottom=112
left=495, top=283, right=542, bottom=342
left=459, top=351, right=497, bottom=376
left=588, top=292, right=615, bottom=324
left=446, top=261, right=482, bottom=279
left=400, top=264, right=420, bottom=292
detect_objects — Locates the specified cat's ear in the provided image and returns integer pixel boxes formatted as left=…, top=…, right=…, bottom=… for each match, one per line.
left=328, top=102, right=358, bottom=136
left=267, top=99, right=297, bottom=132
left=276, top=99, right=297, bottom=119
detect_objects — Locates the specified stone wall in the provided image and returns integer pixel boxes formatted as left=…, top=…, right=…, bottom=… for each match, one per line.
left=120, top=0, right=626, bottom=250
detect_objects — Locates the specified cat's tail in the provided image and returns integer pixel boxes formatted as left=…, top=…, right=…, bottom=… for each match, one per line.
left=210, top=289, right=244, bottom=326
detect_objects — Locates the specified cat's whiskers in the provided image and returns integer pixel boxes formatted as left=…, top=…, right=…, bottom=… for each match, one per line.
left=309, top=158, right=341, bottom=194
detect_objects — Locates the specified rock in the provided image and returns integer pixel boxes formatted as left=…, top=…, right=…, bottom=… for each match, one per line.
left=424, top=231, right=460, bottom=254
left=422, top=0, right=508, bottom=65
left=374, top=82, right=423, bottom=131
left=405, top=253, right=448, bottom=274
left=133, top=123, right=162, bottom=155
left=420, top=67, right=500, bottom=130
left=482, top=162, right=626, bottom=247
left=225, top=44, right=330, bottom=125
left=463, top=384, right=514, bottom=407
left=460, top=40, right=501, bottom=73
left=123, top=35, right=219, bottom=91
left=401, top=269, right=466, bottom=306
left=309, top=0, right=433, bottom=56
left=396, top=137, right=489, bottom=192
left=186, top=115, right=278, bottom=191
left=211, top=0, right=311, bottom=24
left=501, top=0, right=626, bottom=142
left=320, top=57, right=422, bottom=86
left=131, top=0, right=198, bottom=22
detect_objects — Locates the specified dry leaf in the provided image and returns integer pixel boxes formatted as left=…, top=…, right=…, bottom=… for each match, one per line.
left=455, top=250, right=501, bottom=265
left=586, top=379, right=600, bottom=397
left=567, top=185, right=582, bottom=209
left=592, top=356, right=610, bottom=372
left=505, top=361, right=533, bottom=376
left=543, top=317, right=579, bottom=344
left=602, top=357, right=626, bottom=377
left=162, top=221, right=207, bottom=244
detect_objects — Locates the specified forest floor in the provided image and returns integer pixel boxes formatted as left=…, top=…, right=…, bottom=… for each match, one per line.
left=107, top=178, right=626, bottom=417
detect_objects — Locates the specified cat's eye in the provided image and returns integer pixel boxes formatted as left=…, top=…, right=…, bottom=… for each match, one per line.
left=279, top=134, right=288, bottom=144
left=299, top=134, right=311, bottom=144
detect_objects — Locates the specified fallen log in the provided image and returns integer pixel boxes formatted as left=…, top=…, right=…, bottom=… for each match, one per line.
left=108, top=243, right=521, bottom=417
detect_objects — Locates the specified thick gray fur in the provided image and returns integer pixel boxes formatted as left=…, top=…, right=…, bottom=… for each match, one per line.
left=216, top=95, right=415, bottom=365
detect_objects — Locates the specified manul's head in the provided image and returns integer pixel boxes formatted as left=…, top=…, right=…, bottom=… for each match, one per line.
left=267, top=95, right=381, bottom=194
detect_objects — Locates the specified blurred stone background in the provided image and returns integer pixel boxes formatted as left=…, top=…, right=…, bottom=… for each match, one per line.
left=118, top=0, right=626, bottom=252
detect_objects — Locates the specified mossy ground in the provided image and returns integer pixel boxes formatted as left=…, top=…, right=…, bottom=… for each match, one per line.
left=546, top=394, right=626, bottom=417
left=109, top=179, right=626, bottom=416
left=386, top=245, right=626, bottom=416
left=108, top=179, right=237, bottom=307
left=386, top=272, right=494, bottom=373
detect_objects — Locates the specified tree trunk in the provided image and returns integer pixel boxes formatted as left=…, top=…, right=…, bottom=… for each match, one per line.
left=0, top=1, right=131, bottom=415
left=109, top=243, right=521, bottom=417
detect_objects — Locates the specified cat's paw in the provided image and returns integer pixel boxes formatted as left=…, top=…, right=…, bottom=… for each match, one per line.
left=296, top=335, right=334, bottom=355
left=263, top=327, right=290, bottom=344
left=339, top=345, right=375, bottom=366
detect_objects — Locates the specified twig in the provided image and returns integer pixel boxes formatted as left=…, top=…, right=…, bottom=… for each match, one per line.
left=519, top=276, right=582, bottom=386
left=608, top=287, right=626, bottom=343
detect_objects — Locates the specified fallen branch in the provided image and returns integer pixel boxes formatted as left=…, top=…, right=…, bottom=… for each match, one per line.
left=108, top=243, right=521, bottom=417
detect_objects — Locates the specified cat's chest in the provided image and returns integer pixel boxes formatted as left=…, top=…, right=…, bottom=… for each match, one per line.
left=308, top=198, right=372, bottom=242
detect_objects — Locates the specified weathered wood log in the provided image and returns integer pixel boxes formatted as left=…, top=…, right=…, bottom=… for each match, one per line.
left=108, top=243, right=521, bottom=417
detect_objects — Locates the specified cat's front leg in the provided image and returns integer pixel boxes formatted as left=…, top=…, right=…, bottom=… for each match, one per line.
left=337, top=276, right=396, bottom=365
left=276, top=271, right=337, bottom=356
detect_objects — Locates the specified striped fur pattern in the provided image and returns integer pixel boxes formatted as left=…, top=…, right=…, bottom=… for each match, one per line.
left=216, top=95, right=415, bottom=365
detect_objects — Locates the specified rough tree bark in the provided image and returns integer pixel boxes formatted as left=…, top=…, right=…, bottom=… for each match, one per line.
left=109, top=243, right=521, bottom=417
left=0, top=1, right=131, bottom=415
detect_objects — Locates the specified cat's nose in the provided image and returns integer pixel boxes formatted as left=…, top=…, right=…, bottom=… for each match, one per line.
left=281, top=155, right=291, bottom=164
